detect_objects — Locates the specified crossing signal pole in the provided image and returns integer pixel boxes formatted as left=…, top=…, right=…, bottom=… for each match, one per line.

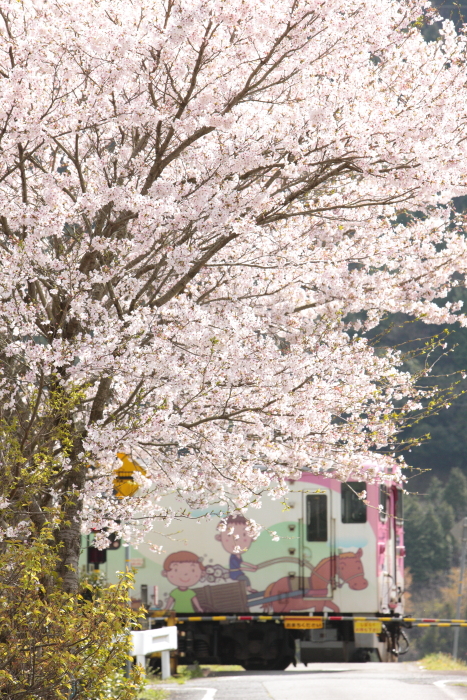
left=453, top=517, right=467, bottom=659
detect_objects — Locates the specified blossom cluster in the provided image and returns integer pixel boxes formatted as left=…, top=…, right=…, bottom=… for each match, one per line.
left=1, top=0, right=467, bottom=543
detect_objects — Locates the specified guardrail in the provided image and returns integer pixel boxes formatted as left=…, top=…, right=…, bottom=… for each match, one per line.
left=131, top=626, right=177, bottom=679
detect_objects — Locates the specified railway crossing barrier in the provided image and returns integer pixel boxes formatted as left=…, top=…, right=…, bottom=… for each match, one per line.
left=148, top=612, right=467, bottom=628
left=130, top=625, right=178, bottom=679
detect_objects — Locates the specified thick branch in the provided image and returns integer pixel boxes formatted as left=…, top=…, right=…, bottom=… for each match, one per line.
left=89, top=377, right=112, bottom=424
left=152, top=232, right=237, bottom=307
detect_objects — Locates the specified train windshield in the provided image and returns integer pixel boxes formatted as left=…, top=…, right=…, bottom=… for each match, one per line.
left=306, top=494, right=328, bottom=541
left=341, top=482, right=367, bottom=523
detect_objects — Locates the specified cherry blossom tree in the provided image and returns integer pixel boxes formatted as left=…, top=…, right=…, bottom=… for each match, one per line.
left=1, top=0, right=467, bottom=590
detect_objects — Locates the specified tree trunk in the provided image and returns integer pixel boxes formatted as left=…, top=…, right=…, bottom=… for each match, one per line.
left=54, top=378, right=113, bottom=592
left=54, top=446, right=87, bottom=593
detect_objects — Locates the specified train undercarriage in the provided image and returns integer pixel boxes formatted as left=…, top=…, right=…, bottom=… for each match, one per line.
left=150, top=617, right=409, bottom=671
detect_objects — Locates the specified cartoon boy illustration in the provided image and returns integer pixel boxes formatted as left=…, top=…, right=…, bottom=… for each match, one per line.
left=215, top=515, right=258, bottom=592
left=162, top=551, right=205, bottom=613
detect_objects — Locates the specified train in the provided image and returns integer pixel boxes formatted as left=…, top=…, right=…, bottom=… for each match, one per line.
left=82, top=469, right=408, bottom=669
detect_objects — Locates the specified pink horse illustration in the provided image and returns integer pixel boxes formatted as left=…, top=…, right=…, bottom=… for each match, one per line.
left=262, top=549, right=368, bottom=613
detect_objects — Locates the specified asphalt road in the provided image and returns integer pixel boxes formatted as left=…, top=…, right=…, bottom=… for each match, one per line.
left=157, top=663, right=467, bottom=700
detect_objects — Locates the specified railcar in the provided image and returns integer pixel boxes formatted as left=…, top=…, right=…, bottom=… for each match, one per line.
left=83, top=470, right=407, bottom=669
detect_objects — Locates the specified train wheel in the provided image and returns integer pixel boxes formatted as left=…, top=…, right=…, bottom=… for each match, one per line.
left=351, top=648, right=371, bottom=662
left=268, top=656, right=292, bottom=671
left=241, top=656, right=291, bottom=671
left=241, top=659, right=265, bottom=671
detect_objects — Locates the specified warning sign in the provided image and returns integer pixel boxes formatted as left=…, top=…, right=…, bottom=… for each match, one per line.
left=284, top=618, right=323, bottom=630
left=353, top=620, right=382, bottom=634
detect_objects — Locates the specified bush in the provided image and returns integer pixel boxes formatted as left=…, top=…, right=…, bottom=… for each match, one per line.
left=0, top=527, right=145, bottom=700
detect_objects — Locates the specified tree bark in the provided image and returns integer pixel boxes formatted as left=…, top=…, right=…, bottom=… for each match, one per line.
left=54, top=441, right=87, bottom=593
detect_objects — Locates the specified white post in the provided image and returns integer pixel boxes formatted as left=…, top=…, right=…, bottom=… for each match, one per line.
left=130, top=627, right=177, bottom=680
left=161, top=650, right=171, bottom=680
left=136, top=655, right=146, bottom=670
left=453, top=517, right=467, bottom=659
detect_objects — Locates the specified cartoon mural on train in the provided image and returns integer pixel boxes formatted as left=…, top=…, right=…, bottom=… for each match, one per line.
left=154, top=513, right=369, bottom=615
left=136, top=472, right=400, bottom=618
left=83, top=469, right=406, bottom=666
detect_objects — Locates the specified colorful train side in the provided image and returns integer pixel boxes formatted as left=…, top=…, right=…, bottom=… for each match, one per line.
left=83, top=472, right=407, bottom=669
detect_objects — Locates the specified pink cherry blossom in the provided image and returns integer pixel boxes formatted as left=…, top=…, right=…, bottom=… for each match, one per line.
left=1, top=0, right=467, bottom=579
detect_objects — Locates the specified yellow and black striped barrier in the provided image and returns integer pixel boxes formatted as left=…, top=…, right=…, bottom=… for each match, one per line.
left=149, top=613, right=282, bottom=622
left=148, top=612, right=467, bottom=627
left=339, top=616, right=467, bottom=627
left=401, top=619, right=467, bottom=628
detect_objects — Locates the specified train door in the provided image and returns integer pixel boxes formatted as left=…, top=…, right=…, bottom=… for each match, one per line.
left=378, top=484, right=399, bottom=611
left=338, top=481, right=371, bottom=611
left=301, top=485, right=335, bottom=598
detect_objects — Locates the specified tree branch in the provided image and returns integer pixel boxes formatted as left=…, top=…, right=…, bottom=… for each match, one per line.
left=151, top=232, right=237, bottom=307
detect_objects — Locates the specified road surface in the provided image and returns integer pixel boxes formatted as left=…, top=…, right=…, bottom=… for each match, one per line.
left=157, top=663, right=467, bottom=700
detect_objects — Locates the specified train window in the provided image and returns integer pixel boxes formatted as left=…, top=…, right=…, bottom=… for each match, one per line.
left=379, top=486, right=388, bottom=521
left=341, top=482, right=367, bottom=523
left=395, top=488, right=403, bottom=521
left=306, top=494, right=328, bottom=541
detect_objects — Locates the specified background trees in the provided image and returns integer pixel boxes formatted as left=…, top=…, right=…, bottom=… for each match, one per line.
left=403, top=472, right=467, bottom=585
left=2, top=0, right=467, bottom=592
